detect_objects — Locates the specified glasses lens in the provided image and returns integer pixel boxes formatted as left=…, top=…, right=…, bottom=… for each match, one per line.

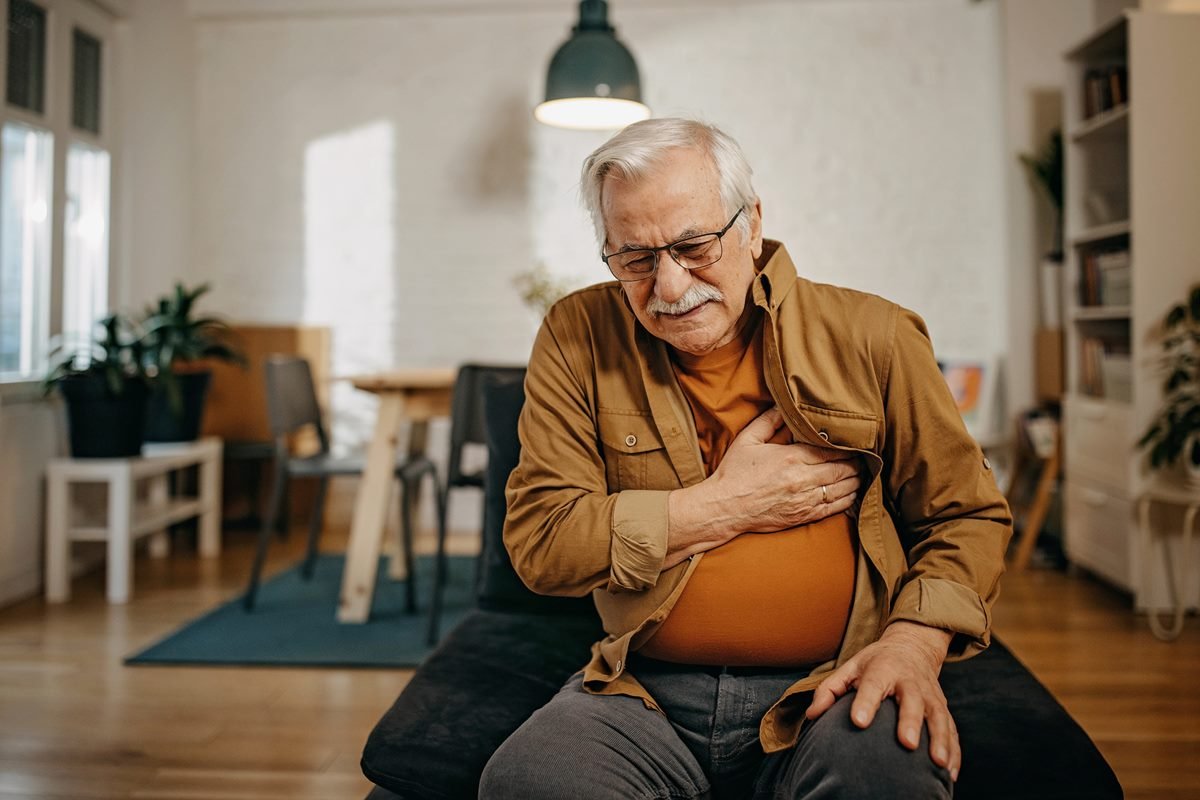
left=609, top=250, right=657, bottom=280
left=669, top=234, right=721, bottom=269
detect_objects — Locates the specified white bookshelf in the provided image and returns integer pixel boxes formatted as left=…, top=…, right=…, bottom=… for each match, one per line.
left=1072, top=305, right=1131, bottom=322
left=1062, top=9, right=1200, bottom=611
left=1068, top=103, right=1129, bottom=143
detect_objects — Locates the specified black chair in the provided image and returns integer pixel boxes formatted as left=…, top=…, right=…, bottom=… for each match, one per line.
left=243, top=355, right=444, bottom=612
left=427, top=364, right=526, bottom=643
left=361, top=377, right=1123, bottom=800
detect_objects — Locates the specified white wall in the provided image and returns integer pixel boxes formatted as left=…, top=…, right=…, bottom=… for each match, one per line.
left=0, top=392, right=61, bottom=606
left=1000, top=0, right=1092, bottom=421
left=116, top=0, right=195, bottom=310
left=0, top=1, right=1156, bottom=605
left=183, top=0, right=1009, bottom=434
left=165, top=0, right=1013, bottom=531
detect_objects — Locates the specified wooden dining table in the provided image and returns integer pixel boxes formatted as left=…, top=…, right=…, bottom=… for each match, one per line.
left=337, top=367, right=456, bottom=624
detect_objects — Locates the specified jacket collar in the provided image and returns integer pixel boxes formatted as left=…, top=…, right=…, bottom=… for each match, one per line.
left=751, top=239, right=798, bottom=313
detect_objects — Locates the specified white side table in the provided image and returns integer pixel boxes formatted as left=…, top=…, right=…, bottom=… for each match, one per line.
left=1137, top=482, right=1199, bottom=641
left=45, top=437, right=223, bottom=604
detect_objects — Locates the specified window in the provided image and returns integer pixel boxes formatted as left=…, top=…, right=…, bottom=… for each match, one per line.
left=63, top=143, right=108, bottom=347
left=0, top=0, right=115, bottom=383
left=0, top=123, right=52, bottom=376
left=6, top=0, right=46, bottom=114
left=71, top=28, right=100, bottom=134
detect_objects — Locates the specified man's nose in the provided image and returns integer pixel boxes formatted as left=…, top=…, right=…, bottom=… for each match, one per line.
left=653, top=253, right=693, bottom=303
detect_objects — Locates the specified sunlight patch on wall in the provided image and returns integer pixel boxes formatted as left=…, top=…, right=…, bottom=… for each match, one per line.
left=529, top=124, right=610, bottom=308
left=304, top=121, right=395, bottom=452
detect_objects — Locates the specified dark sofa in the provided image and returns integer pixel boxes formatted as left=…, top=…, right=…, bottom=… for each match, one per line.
left=361, top=378, right=1122, bottom=800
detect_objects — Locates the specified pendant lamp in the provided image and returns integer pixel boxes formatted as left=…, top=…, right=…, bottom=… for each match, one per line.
left=534, top=0, right=650, bottom=130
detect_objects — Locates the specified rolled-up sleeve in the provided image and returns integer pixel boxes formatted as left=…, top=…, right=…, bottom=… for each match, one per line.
left=610, top=490, right=670, bottom=591
left=504, top=302, right=671, bottom=597
left=880, top=308, right=1013, bottom=659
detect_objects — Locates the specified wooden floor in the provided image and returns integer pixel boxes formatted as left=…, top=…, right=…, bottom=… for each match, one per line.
left=0, top=524, right=1197, bottom=799
left=992, top=565, right=1200, bottom=800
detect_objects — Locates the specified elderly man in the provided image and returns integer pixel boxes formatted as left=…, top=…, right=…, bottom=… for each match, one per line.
left=480, top=118, right=1011, bottom=799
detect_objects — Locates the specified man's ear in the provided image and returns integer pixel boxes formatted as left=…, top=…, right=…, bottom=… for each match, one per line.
left=749, top=198, right=764, bottom=259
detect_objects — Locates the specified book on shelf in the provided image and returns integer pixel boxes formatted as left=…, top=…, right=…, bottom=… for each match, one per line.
left=1078, top=336, right=1131, bottom=400
left=1082, top=65, right=1128, bottom=119
left=1078, top=247, right=1131, bottom=307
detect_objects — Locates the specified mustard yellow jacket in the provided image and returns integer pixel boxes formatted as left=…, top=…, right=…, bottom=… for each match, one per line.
left=504, top=240, right=1013, bottom=752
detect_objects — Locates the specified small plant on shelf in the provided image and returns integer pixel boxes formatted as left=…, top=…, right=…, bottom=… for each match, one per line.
left=1138, top=284, right=1200, bottom=480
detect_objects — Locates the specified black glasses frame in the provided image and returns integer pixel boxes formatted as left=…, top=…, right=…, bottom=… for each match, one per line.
left=601, top=207, right=745, bottom=282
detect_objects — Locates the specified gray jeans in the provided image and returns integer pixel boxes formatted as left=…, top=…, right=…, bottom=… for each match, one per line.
left=479, top=655, right=952, bottom=799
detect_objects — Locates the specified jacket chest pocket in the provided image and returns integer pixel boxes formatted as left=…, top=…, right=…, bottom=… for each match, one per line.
left=794, top=403, right=879, bottom=453
left=597, top=411, right=672, bottom=491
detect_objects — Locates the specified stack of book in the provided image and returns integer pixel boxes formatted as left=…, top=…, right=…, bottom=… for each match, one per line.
left=1083, top=65, right=1128, bottom=119
left=1080, top=338, right=1105, bottom=396
left=1078, top=249, right=1131, bottom=306
left=1079, top=336, right=1131, bottom=401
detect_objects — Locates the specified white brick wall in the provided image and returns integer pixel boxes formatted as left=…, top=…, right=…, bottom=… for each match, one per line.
left=123, top=0, right=1014, bottom=534
left=191, top=0, right=1009, bottom=389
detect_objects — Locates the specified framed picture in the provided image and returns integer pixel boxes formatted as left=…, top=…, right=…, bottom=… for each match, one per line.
left=937, top=357, right=999, bottom=443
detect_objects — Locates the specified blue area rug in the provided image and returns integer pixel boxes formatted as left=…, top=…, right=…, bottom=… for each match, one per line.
left=126, top=554, right=473, bottom=668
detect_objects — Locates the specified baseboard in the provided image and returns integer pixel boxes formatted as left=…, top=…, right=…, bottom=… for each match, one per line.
left=0, top=550, right=107, bottom=611
left=0, top=570, right=41, bottom=609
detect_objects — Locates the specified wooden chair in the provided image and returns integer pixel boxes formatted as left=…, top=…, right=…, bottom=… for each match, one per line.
left=1006, top=412, right=1061, bottom=571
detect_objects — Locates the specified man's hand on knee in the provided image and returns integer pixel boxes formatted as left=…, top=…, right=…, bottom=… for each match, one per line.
left=803, top=621, right=960, bottom=782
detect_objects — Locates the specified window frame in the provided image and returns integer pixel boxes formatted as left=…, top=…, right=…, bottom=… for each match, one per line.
left=0, top=0, right=117, bottom=388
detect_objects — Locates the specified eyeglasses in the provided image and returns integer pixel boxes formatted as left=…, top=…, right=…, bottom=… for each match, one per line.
left=602, top=208, right=745, bottom=282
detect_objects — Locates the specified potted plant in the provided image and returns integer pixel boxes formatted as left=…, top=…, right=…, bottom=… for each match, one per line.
left=1020, top=129, right=1064, bottom=262
left=42, top=314, right=151, bottom=458
left=513, top=263, right=585, bottom=316
left=1139, top=284, right=1200, bottom=486
left=140, top=283, right=245, bottom=443
left=1020, top=129, right=1065, bottom=333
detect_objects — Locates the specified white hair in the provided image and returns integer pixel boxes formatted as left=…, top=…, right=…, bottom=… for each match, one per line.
left=580, top=117, right=758, bottom=250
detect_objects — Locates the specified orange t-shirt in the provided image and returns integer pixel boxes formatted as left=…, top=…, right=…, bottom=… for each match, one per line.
left=639, top=312, right=858, bottom=667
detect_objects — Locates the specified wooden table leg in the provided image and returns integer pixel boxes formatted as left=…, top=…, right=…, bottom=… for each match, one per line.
left=338, top=394, right=406, bottom=623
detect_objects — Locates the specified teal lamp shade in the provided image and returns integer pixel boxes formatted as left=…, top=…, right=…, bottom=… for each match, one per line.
left=534, top=0, right=650, bottom=130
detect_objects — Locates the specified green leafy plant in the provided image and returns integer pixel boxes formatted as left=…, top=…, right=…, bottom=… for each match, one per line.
left=42, top=313, right=149, bottom=397
left=1139, top=284, right=1200, bottom=470
left=140, top=283, right=245, bottom=413
left=1019, top=129, right=1064, bottom=259
left=513, top=264, right=580, bottom=317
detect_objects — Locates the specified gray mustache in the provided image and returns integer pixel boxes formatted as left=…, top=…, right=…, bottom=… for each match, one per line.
left=645, top=284, right=725, bottom=317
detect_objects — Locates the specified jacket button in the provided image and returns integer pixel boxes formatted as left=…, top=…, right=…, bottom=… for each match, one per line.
left=625, top=434, right=637, bottom=447
left=818, top=430, right=830, bottom=442
left=615, top=659, right=623, bottom=672
left=983, top=457, right=992, bottom=470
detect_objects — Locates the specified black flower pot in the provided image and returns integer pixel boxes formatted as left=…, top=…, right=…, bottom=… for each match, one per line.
left=59, top=375, right=149, bottom=458
left=144, top=370, right=213, bottom=443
